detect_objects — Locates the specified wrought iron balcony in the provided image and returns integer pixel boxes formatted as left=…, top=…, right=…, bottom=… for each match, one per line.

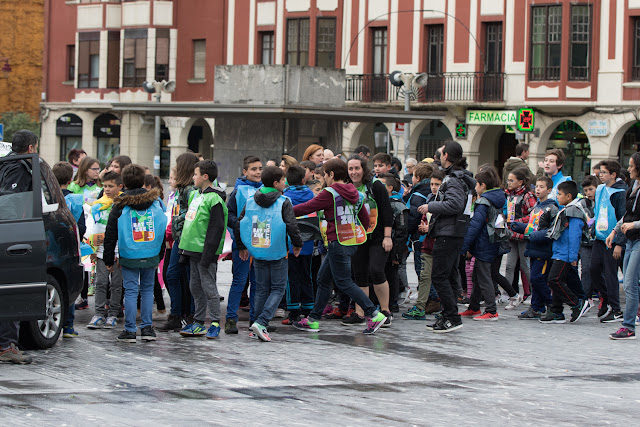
left=345, top=72, right=505, bottom=103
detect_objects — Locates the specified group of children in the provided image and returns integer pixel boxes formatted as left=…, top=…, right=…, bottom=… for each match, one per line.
left=54, top=140, right=640, bottom=343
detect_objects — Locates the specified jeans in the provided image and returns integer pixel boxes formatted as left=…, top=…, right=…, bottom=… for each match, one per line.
left=430, top=237, right=464, bottom=322
left=226, top=247, right=256, bottom=321
left=165, top=242, right=191, bottom=317
left=189, top=258, right=221, bottom=324
left=622, top=240, right=640, bottom=331
left=529, top=258, right=552, bottom=312
left=590, top=239, right=621, bottom=311
left=94, top=258, right=123, bottom=317
left=122, top=267, right=155, bottom=332
left=579, top=246, right=593, bottom=297
left=468, top=260, right=497, bottom=314
left=253, top=258, right=288, bottom=326
left=0, top=321, right=19, bottom=348
left=309, top=241, right=377, bottom=321
left=63, top=304, right=75, bottom=329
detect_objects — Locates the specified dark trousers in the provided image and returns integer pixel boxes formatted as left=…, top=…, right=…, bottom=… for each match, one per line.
left=286, top=254, right=314, bottom=320
left=491, top=255, right=517, bottom=297
left=590, top=240, right=621, bottom=311
left=0, top=321, right=19, bottom=348
left=431, top=237, right=464, bottom=321
left=548, top=260, right=581, bottom=314
left=385, top=261, right=400, bottom=308
left=529, top=258, right=552, bottom=312
left=468, top=260, right=497, bottom=314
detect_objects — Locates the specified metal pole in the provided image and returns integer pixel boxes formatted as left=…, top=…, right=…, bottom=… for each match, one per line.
left=404, top=89, right=410, bottom=162
left=154, top=93, right=161, bottom=176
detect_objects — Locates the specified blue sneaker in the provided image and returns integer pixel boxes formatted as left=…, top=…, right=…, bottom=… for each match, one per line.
left=206, top=323, right=220, bottom=339
left=179, top=322, right=207, bottom=337
left=63, top=327, right=79, bottom=338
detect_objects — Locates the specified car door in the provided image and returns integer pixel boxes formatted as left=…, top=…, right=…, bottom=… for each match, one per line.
left=0, top=154, right=48, bottom=321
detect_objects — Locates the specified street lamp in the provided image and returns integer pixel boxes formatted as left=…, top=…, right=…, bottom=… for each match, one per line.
left=389, top=71, right=428, bottom=161
left=142, top=79, right=175, bottom=176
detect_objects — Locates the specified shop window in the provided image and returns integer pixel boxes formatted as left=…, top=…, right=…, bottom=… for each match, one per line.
left=286, top=18, right=310, bottom=66
left=530, top=5, right=562, bottom=81
left=123, top=29, right=148, bottom=87
left=316, top=18, right=336, bottom=68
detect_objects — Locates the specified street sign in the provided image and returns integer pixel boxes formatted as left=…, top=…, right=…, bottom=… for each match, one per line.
left=455, top=122, right=467, bottom=139
left=392, top=122, right=405, bottom=136
left=0, top=123, right=3, bottom=141
left=517, top=108, right=535, bottom=132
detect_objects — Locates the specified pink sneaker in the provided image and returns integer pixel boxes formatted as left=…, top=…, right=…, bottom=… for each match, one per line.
left=322, top=305, right=333, bottom=316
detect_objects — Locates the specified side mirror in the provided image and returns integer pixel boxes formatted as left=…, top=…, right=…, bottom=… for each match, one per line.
left=42, top=202, right=59, bottom=214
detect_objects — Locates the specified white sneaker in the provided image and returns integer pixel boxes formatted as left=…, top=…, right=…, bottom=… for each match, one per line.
left=275, top=308, right=285, bottom=318
left=636, top=316, right=639, bottom=326
left=103, top=316, right=117, bottom=329
left=505, top=293, right=523, bottom=310
left=87, top=315, right=105, bottom=329
left=496, top=294, right=509, bottom=305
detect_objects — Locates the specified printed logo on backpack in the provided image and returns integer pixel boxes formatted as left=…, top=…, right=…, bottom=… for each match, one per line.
left=251, top=215, right=272, bottom=248
left=131, top=209, right=156, bottom=242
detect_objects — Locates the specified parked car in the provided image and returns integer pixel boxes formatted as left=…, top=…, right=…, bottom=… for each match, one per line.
left=0, top=153, right=84, bottom=348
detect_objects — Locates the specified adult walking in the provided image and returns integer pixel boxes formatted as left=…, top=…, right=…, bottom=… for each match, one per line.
left=418, top=141, right=475, bottom=333
left=502, top=143, right=535, bottom=186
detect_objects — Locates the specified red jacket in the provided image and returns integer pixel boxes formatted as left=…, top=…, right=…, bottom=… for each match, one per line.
left=293, top=183, right=369, bottom=243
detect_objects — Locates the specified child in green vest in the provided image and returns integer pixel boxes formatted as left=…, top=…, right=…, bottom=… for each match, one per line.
left=68, top=156, right=102, bottom=205
left=178, top=160, right=228, bottom=339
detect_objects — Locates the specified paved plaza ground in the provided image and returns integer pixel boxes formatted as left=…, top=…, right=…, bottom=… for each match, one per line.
left=2, top=260, right=639, bottom=425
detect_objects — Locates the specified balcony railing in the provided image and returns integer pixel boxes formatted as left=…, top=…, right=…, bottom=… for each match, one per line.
left=345, top=72, right=505, bottom=103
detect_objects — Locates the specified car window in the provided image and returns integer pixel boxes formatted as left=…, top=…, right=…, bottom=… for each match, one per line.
left=0, top=192, right=34, bottom=220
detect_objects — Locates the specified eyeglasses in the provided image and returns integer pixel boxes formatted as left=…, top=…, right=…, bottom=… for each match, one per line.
left=89, top=167, right=101, bottom=171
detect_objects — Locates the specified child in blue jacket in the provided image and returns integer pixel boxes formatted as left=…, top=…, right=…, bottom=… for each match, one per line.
left=458, top=169, right=506, bottom=321
left=540, top=181, right=589, bottom=324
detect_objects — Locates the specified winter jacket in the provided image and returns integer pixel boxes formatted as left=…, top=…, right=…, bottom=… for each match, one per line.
left=512, top=198, right=559, bottom=259
left=293, top=183, right=369, bottom=243
left=404, top=179, right=431, bottom=240
left=227, top=177, right=262, bottom=234
left=0, top=151, right=33, bottom=195
left=428, top=166, right=476, bottom=238
left=578, top=197, right=596, bottom=247
left=460, top=188, right=506, bottom=263
left=505, top=185, right=537, bottom=240
left=502, top=157, right=535, bottom=187
left=547, top=199, right=587, bottom=263
left=171, top=184, right=196, bottom=241
left=103, top=188, right=164, bottom=269
left=284, top=185, right=316, bottom=256
left=235, top=187, right=303, bottom=251
left=388, top=195, right=408, bottom=263
left=622, top=181, right=640, bottom=242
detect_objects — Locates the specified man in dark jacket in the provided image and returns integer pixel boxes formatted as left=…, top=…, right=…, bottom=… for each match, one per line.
left=0, top=130, right=39, bottom=364
left=502, top=142, right=535, bottom=186
left=418, top=141, right=476, bottom=333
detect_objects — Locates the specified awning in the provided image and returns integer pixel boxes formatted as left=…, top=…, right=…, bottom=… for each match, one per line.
left=111, top=102, right=446, bottom=122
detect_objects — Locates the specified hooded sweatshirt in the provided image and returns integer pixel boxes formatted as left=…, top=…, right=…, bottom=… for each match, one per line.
left=293, top=183, right=370, bottom=243
left=502, top=157, right=535, bottom=186
left=227, top=176, right=263, bottom=233
left=235, top=187, right=303, bottom=251
left=103, top=188, right=164, bottom=269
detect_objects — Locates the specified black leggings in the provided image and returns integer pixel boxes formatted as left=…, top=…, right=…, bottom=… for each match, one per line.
left=352, top=240, right=390, bottom=286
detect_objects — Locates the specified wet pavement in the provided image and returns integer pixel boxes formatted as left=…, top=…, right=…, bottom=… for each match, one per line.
left=2, top=259, right=640, bottom=425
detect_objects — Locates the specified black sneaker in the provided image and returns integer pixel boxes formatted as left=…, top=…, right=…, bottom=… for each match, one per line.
left=224, top=319, right=238, bottom=334
left=598, top=304, right=611, bottom=318
left=425, top=314, right=444, bottom=331
left=341, top=312, right=365, bottom=326
left=432, top=317, right=463, bottom=333
left=140, top=326, right=157, bottom=341
left=601, top=310, right=623, bottom=323
left=539, top=311, right=566, bottom=324
left=117, top=330, right=137, bottom=343
left=390, top=304, right=400, bottom=313
left=518, top=307, right=543, bottom=320
left=156, top=315, right=183, bottom=332
left=381, top=311, right=392, bottom=328
left=570, top=299, right=588, bottom=323
left=609, top=327, right=636, bottom=340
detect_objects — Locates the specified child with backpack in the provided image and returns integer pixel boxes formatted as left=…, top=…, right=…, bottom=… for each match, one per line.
left=459, top=169, right=506, bottom=321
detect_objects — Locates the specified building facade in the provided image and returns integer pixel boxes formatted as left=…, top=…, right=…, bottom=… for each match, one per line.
left=41, top=0, right=640, bottom=183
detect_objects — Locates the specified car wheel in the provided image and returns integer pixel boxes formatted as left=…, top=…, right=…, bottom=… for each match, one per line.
left=20, top=275, right=66, bottom=349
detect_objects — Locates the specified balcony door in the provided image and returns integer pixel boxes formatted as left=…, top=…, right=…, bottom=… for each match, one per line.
left=367, top=28, right=387, bottom=102
left=482, top=22, right=503, bottom=101
left=425, top=25, right=444, bottom=102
